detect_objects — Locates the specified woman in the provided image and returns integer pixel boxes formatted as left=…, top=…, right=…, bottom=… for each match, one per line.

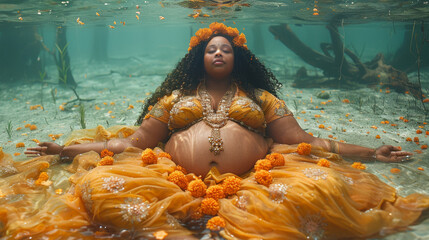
left=1, top=22, right=426, bottom=239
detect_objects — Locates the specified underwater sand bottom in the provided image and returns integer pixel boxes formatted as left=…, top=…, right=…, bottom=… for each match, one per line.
left=1, top=60, right=428, bottom=239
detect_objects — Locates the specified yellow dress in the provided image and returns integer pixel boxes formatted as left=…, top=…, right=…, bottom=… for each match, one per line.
left=0, top=88, right=428, bottom=239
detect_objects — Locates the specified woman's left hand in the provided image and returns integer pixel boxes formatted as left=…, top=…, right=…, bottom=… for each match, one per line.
left=375, top=145, right=413, bottom=163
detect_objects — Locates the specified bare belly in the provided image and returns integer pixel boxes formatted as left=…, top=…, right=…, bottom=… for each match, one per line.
left=165, top=121, right=269, bottom=176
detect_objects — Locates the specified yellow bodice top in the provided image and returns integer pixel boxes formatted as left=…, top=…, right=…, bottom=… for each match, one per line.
left=144, top=85, right=292, bottom=135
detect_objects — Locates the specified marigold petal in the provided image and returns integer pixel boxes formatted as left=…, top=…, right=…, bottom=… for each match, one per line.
left=167, top=170, right=189, bottom=190
left=206, top=216, right=226, bottom=231
left=297, top=142, right=312, bottom=155
left=206, top=185, right=225, bottom=200
left=200, top=198, right=219, bottom=215
left=254, top=170, right=272, bottom=187
left=141, top=148, right=158, bottom=165
left=266, top=153, right=285, bottom=167
left=187, top=179, right=207, bottom=198
left=222, top=176, right=241, bottom=196
left=254, top=159, right=272, bottom=171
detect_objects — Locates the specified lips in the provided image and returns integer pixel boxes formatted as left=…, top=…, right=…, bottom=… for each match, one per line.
left=213, top=59, right=225, bottom=65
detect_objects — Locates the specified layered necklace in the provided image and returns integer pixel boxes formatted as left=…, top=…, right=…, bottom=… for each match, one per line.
left=198, top=81, right=235, bottom=155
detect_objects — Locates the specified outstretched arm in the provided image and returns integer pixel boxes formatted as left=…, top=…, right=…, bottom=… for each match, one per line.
left=25, top=118, right=169, bottom=161
left=267, top=116, right=412, bottom=162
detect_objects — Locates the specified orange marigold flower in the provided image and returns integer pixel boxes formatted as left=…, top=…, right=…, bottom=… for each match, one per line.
left=100, top=149, right=114, bottom=158
left=233, top=33, right=247, bottom=47
left=418, top=167, right=424, bottom=171
left=206, top=216, right=226, bottom=231
left=167, top=170, right=188, bottom=190
left=254, top=159, right=272, bottom=171
left=189, top=22, right=247, bottom=51
left=222, top=176, right=241, bottom=196
left=16, top=142, right=25, bottom=148
left=254, top=170, right=272, bottom=187
left=421, top=144, right=428, bottom=149
left=158, top=152, right=172, bottom=159
left=266, top=153, right=285, bottom=167
left=97, top=156, right=114, bottom=166
left=35, top=172, right=49, bottom=185
left=141, top=148, right=157, bottom=165
left=351, top=162, right=366, bottom=170
left=317, top=158, right=330, bottom=167
left=195, top=28, right=213, bottom=41
left=296, top=142, right=312, bottom=155
left=226, top=27, right=239, bottom=37
left=200, top=198, right=219, bottom=215
left=153, top=230, right=168, bottom=240
left=187, top=179, right=207, bottom=198
left=416, top=129, right=423, bottom=134
left=30, top=125, right=37, bottom=130
left=342, top=99, right=350, bottom=103
left=209, top=22, right=227, bottom=34
left=414, top=137, right=420, bottom=143
left=390, top=168, right=401, bottom=174
left=206, top=185, right=225, bottom=200
left=406, top=137, right=412, bottom=142
left=175, top=165, right=187, bottom=174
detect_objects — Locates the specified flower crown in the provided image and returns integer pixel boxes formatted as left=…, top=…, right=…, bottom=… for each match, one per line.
left=188, top=22, right=247, bottom=51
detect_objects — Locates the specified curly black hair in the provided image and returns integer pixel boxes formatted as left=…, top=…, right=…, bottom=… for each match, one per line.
left=136, top=34, right=282, bottom=125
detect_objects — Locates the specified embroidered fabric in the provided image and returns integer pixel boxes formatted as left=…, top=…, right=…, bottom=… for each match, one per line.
left=145, top=85, right=293, bottom=135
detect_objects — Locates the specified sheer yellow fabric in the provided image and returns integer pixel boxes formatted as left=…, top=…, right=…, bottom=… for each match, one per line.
left=0, top=127, right=428, bottom=239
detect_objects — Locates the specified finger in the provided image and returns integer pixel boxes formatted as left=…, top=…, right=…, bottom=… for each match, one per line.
left=392, top=151, right=413, bottom=156
left=24, top=150, right=40, bottom=154
left=26, top=147, right=41, bottom=151
left=394, top=154, right=413, bottom=162
left=391, top=146, right=403, bottom=151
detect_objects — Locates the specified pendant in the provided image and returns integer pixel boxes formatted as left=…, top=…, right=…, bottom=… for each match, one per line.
left=208, top=127, right=223, bottom=155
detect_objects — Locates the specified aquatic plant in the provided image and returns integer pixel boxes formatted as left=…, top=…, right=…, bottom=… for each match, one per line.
left=372, top=98, right=377, bottom=114
left=410, top=20, right=426, bottom=112
left=39, top=71, right=46, bottom=110
left=357, top=96, right=363, bottom=112
left=79, top=104, right=86, bottom=129
left=50, top=88, right=57, bottom=104
left=56, top=43, right=70, bottom=87
left=6, top=121, right=12, bottom=138
left=293, top=99, right=299, bottom=112
left=55, top=43, right=93, bottom=108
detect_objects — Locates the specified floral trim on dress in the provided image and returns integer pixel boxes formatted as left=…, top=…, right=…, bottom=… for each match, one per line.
left=235, top=194, right=249, bottom=211
left=0, top=166, right=18, bottom=177
left=102, top=176, right=125, bottom=193
left=254, top=88, right=264, bottom=105
left=303, top=168, right=328, bottom=181
left=269, top=183, right=290, bottom=204
left=80, top=181, right=94, bottom=214
left=300, top=213, right=327, bottom=240
left=235, top=96, right=263, bottom=112
left=149, top=102, right=165, bottom=119
left=341, top=175, right=354, bottom=185
left=118, top=197, right=151, bottom=224
left=274, top=100, right=292, bottom=117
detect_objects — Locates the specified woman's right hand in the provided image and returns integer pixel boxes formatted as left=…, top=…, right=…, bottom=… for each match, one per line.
left=25, top=142, right=63, bottom=157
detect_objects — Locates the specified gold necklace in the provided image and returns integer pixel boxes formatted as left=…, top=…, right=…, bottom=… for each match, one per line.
left=198, top=82, right=235, bottom=155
